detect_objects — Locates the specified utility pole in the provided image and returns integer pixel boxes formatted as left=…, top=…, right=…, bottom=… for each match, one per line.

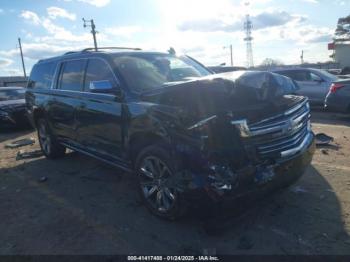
left=300, top=50, right=304, bottom=64
left=223, top=45, right=233, bottom=66
left=82, top=18, right=98, bottom=51
left=18, top=37, right=26, bottom=78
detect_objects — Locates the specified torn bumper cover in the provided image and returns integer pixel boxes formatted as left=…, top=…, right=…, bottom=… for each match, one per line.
left=176, top=133, right=315, bottom=201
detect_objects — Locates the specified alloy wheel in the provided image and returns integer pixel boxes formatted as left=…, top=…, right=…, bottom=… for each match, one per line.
left=139, top=156, right=177, bottom=213
left=38, top=121, right=51, bottom=155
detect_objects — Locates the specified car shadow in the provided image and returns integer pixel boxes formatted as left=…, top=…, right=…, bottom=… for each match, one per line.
left=311, top=109, right=350, bottom=127
left=0, top=125, right=34, bottom=143
left=0, top=152, right=349, bottom=255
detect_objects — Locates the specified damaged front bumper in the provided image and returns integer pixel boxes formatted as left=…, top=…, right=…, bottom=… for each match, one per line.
left=177, top=132, right=315, bottom=203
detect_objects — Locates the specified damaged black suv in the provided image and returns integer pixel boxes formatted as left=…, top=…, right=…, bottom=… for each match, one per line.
left=26, top=47, right=315, bottom=219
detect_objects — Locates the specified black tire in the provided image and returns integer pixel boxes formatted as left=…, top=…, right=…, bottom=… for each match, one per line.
left=135, top=145, right=187, bottom=220
left=37, top=118, right=66, bottom=159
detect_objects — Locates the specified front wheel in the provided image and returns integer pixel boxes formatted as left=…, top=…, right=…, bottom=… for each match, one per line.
left=37, top=118, right=66, bottom=159
left=135, top=145, right=187, bottom=220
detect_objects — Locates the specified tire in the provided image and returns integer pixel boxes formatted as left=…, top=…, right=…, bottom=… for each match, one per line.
left=37, top=118, right=66, bottom=159
left=135, top=145, right=187, bottom=220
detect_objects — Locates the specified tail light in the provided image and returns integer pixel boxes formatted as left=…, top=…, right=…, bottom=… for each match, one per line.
left=330, top=83, right=345, bottom=93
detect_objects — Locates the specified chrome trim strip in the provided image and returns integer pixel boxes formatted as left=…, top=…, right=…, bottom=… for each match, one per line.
left=232, top=101, right=310, bottom=138
left=284, top=99, right=308, bottom=116
left=280, top=132, right=313, bottom=158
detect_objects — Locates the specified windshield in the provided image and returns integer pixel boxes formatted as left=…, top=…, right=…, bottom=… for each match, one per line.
left=0, top=89, right=25, bottom=102
left=113, top=53, right=211, bottom=92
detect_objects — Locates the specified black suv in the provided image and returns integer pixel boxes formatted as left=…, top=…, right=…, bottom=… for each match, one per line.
left=26, top=47, right=315, bottom=219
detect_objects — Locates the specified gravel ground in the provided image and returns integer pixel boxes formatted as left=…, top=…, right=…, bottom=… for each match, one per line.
left=0, top=111, right=349, bottom=255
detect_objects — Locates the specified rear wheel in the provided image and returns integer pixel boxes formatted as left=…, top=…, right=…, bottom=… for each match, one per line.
left=37, top=118, right=66, bottom=159
left=135, top=145, right=187, bottom=219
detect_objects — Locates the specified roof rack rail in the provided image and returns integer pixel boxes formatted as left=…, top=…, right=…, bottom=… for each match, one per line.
left=64, top=51, right=78, bottom=55
left=82, top=47, right=142, bottom=52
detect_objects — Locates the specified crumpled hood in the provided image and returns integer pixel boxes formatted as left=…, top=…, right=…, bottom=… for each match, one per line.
left=141, top=71, right=304, bottom=123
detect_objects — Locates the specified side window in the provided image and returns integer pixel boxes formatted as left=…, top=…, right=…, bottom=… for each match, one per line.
left=28, top=62, right=57, bottom=89
left=310, top=72, right=322, bottom=82
left=84, top=59, right=117, bottom=91
left=58, top=60, right=86, bottom=91
left=287, top=71, right=310, bottom=82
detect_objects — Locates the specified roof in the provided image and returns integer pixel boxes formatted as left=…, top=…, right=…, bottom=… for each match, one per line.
left=37, top=47, right=164, bottom=64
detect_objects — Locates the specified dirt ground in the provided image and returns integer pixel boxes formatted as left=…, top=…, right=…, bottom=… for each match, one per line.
left=0, top=110, right=349, bottom=255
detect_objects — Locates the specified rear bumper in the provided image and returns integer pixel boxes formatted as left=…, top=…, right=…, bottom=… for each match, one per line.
left=325, top=93, right=349, bottom=113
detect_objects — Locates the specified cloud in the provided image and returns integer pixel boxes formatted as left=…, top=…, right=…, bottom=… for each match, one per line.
left=178, top=9, right=306, bottom=32
left=47, top=6, right=76, bottom=21
left=104, top=26, right=142, bottom=38
left=253, top=11, right=307, bottom=29
left=0, top=58, right=13, bottom=68
left=40, top=18, right=90, bottom=42
left=77, top=0, right=110, bottom=7
left=0, top=43, right=86, bottom=61
left=20, top=10, right=41, bottom=25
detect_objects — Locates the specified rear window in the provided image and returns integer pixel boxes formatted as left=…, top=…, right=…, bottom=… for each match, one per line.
left=28, top=62, right=57, bottom=89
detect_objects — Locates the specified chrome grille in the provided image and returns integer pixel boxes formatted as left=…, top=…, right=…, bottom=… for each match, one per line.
left=232, top=99, right=312, bottom=159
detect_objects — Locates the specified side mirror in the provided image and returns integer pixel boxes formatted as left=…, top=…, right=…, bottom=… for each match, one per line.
left=90, top=80, right=113, bottom=92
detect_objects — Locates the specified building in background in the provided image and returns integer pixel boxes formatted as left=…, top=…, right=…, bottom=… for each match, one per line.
left=0, top=76, right=28, bottom=87
left=329, top=15, right=350, bottom=69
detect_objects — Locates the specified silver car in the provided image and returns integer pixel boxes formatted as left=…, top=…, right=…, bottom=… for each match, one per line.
left=273, top=68, right=338, bottom=106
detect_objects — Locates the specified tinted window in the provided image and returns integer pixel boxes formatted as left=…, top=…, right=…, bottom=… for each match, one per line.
left=84, top=59, right=117, bottom=91
left=59, top=60, right=86, bottom=91
left=28, top=62, right=57, bottom=89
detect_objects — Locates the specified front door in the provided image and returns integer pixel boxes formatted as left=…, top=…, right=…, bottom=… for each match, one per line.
left=75, top=58, right=125, bottom=161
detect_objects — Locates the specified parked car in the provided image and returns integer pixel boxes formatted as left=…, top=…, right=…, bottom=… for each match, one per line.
left=208, top=66, right=247, bottom=74
left=273, top=68, right=338, bottom=106
left=0, top=87, right=29, bottom=128
left=325, top=79, right=350, bottom=113
left=26, top=48, right=315, bottom=219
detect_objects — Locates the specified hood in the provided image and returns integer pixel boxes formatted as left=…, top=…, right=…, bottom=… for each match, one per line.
left=141, top=71, right=305, bottom=123
left=0, top=99, right=25, bottom=111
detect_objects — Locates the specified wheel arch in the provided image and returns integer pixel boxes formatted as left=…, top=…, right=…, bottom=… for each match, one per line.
left=128, top=132, right=171, bottom=165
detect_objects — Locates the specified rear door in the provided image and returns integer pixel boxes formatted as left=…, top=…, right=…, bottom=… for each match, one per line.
left=75, top=57, right=125, bottom=160
left=48, top=59, right=86, bottom=143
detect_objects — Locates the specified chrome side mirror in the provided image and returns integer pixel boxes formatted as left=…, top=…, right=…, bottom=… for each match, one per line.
left=89, top=80, right=113, bottom=92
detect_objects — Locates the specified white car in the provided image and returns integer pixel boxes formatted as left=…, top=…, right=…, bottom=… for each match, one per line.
left=273, top=68, right=338, bottom=106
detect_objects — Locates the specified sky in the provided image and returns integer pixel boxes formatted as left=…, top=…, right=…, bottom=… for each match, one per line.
left=0, top=0, right=348, bottom=76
